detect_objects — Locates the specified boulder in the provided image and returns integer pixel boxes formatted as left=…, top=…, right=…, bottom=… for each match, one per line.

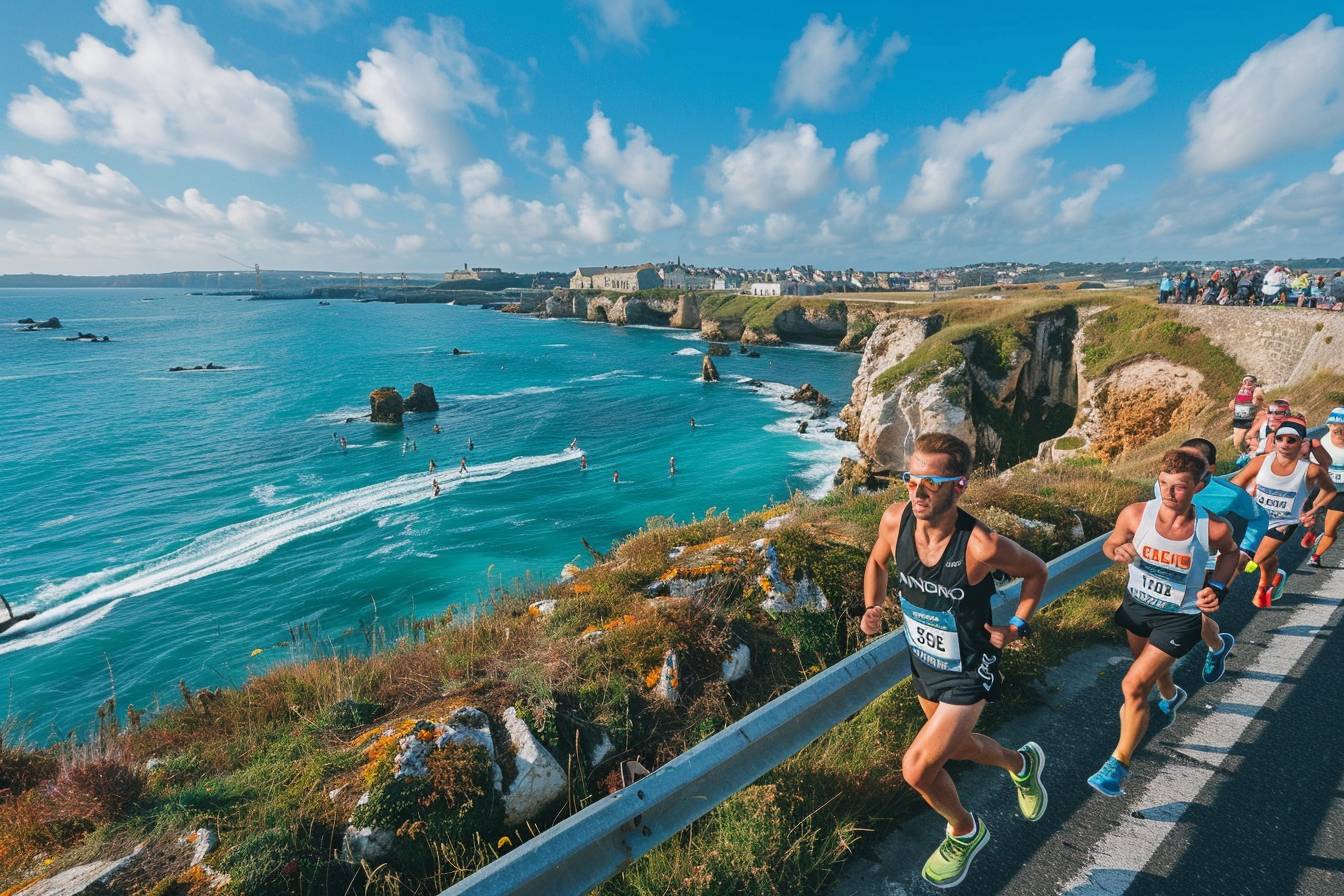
left=501, top=707, right=566, bottom=825
left=668, top=293, right=701, bottom=329
left=651, top=649, right=681, bottom=703
left=341, top=826, right=395, bottom=864
left=701, top=355, right=719, bottom=382
left=182, top=827, right=219, bottom=866
left=722, top=643, right=751, bottom=683
left=369, top=387, right=404, bottom=424
left=706, top=342, right=731, bottom=357
left=700, top=318, right=743, bottom=341
left=17, top=846, right=143, bottom=896
left=37, top=317, right=62, bottom=329
left=17, top=317, right=34, bottom=324
left=404, top=382, right=439, bottom=413
left=786, top=383, right=831, bottom=407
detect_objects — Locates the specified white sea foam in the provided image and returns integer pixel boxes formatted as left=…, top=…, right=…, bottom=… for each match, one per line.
left=451, top=385, right=561, bottom=401
left=250, top=484, right=298, bottom=507
left=673, top=347, right=703, bottom=356
left=543, top=343, right=569, bottom=348
left=0, top=449, right=580, bottom=653
left=745, top=378, right=859, bottom=498
left=312, top=406, right=368, bottom=424
left=574, top=370, right=638, bottom=382
left=38, top=514, right=78, bottom=530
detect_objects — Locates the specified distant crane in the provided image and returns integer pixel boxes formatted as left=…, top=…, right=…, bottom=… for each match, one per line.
left=220, top=254, right=262, bottom=294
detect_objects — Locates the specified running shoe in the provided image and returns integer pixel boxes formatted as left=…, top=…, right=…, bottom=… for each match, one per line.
left=1253, top=583, right=1272, bottom=608
left=1202, top=633, right=1235, bottom=684
left=1087, top=756, right=1130, bottom=798
left=1308, top=554, right=1321, bottom=568
left=1155, top=684, right=1188, bottom=726
left=921, top=814, right=990, bottom=890
left=1011, top=742, right=1048, bottom=822
left=1301, top=530, right=1318, bottom=549
left=1270, top=571, right=1286, bottom=603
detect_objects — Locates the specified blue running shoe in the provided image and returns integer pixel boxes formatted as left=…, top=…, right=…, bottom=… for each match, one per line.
left=1088, top=756, right=1130, bottom=797
left=1202, top=632, right=1235, bottom=684
left=1155, top=684, right=1188, bottom=726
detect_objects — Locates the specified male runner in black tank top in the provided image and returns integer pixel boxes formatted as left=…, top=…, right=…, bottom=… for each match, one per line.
left=861, top=432, right=1049, bottom=890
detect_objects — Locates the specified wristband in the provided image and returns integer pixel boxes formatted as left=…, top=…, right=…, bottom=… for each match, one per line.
left=1009, top=615, right=1032, bottom=639
left=1208, top=579, right=1227, bottom=592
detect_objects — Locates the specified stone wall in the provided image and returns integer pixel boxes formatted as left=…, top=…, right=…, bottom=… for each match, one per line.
left=1174, top=306, right=1344, bottom=387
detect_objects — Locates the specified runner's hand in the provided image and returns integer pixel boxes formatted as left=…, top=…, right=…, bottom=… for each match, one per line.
left=1111, top=541, right=1138, bottom=563
left=860, top=606, right=884, bottom=636
left=1299, top=509, right=1317, bottom=528
left=1195, top=586, right=1220, bottom=613
left=983, top=622, right=1018, bottom=648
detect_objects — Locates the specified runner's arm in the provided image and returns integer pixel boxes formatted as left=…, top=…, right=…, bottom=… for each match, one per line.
left=1228, top=455, right=1263, bottom=491
left=1200, top=517, right=1240, bottom=613
left=861, top=503, right=904, bottom=635
left=1300, top=467, right=1337, bottom=527
left=1103, top=503, right=1143, bottom=563
left=971, top=526, right=1047, bottom=646
left=1234, top=489, right=1270, bottom=555
left=1307, top=438, right=1332, bottom=467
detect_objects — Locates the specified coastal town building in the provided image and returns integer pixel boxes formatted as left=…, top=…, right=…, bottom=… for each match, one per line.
left=662, top=264, right=715, bottom=290
left=712, top=274, right=743, bottom=291
left=570, top=263, right=662, bottom=292
left=747, top=280, right=815, bottom=297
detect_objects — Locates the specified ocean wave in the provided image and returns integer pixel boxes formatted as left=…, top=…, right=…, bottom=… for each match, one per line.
left=673, top=347, right=703, bottom=356
left=312, top=406, right=368, bottom=424
left=573, top=370, right=638, bottom=382
left=250, top=484, right=298, bottom=507
left=0, top=448, right=580, bottom=653
left=38, top=514, right=78, bottom=529
left=543, top=343, right=569, bottom=348
left=451, top=385, right=561, bottom=401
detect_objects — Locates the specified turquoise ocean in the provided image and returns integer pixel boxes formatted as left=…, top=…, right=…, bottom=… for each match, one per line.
left=0, top=289, right=859, bottom=739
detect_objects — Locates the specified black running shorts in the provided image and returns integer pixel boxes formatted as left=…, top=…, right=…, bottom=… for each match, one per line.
left=909, top=651, right=1003, bottom=705
left=1232, top=417, right=1253, bottom=430
left=1264, top=524, right=1298, bottom=542
left=1328, top=491, right=1344, bottom=513
left=1114, top=597, right=1203, bottom=659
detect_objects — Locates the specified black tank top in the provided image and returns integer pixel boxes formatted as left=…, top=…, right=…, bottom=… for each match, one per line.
left=893, top=504, right=998, bottom=672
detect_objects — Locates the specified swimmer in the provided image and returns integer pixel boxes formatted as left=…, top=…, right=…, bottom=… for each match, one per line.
left=690, top=417, right=697, bottom=429
left=429, top=459, right=437, bottom=473
left=613, top=470, right=620, bottom=484
left=468, top=438, right=475, bottom=451
left=669, top=456, right=677, bottom=477
left=338, top=435, right=348, bottom=451
left=580, top=453, right=588, bottom=470
left=433, top=424, right=442, bottom=434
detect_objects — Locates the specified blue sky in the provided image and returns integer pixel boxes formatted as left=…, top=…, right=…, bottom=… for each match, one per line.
left=1, top=0, right=1342, bottom=274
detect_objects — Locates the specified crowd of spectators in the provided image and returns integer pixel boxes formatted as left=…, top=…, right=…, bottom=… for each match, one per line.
left=1157, top=265, right=1344, bottom=309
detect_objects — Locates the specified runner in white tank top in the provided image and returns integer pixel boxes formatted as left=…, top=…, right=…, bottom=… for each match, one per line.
left=1306, top=408, right=1344, bottom=567
left=1125, top=499, right=1210, bottom=615
left=1231, top=414, right=1337, bottom=605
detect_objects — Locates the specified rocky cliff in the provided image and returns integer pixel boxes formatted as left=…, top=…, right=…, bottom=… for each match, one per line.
left=1173, top=305, right=1344, bottom=387
left=841, top=308, right=1080, bottom=475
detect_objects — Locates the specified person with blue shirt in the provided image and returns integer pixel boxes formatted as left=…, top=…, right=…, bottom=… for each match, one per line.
left=1164, top=438, right=1268, bottom=683
left=1157, top=273, right=1174, bottom=304
left=1304, top=407, right=1344, bottom=568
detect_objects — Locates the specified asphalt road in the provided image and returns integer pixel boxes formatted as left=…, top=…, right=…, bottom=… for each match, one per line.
left=832, top=536, right=1344, bottom=896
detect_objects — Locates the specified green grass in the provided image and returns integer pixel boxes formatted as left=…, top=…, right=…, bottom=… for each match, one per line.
left=1079, top=301, right=1242, bottom=395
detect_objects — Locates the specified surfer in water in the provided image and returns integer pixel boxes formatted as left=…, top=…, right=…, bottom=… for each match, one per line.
left=429, top=459, right=437, bottom=473
left=0, top=594, right=36, bottom=636
left=432, top=479, right=441, bottom=497
left=690, top=417, right=697, bottom=429
left=669, top=456, right=677, bottom=477
left=613, top=470, right=621, bottom=484
left=568, top=438, right=579, bottom=451
left=433, top=424, right=442, bottom=434
left=459, top=457, right=469, bottom=474
left=468, top=438, right=475, bottom=451
left=338, top=435, right=348, bottom=452
left=580, top=453, right=588, bottom=470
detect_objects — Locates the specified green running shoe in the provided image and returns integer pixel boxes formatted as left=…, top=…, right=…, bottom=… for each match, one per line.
left=1011, top=741, right=1048, bottom=821
left=922, top=814, right=990, bottom=890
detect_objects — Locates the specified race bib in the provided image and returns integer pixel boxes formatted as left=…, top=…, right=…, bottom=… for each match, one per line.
left=900, top=597, right=961, bottom=671
left=1255, top=489, right=1293, bottom=515
left=1330, top=465, right=1344, bottom=485
left=1234, top=401, right=1253, bottom=420
left=1127, top=560, right=1185, bottom=610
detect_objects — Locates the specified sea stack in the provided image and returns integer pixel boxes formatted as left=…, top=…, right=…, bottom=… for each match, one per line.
left=701, top=355, right=719, bottom=382
left=369, top=387, right=405, bottom=424
left=404, top=382, right=439, bottom=413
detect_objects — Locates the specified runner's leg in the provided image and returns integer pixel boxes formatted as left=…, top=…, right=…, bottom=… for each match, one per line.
left=1200, top=613, right=1223, bottom=650
left=916, top=695, right=1022, bottom=774
left=1315, top=509, right=1343, bottom=559
left=903, top=700, right=990, bottom=835
left=1114, top=641, right=1178, bottom=766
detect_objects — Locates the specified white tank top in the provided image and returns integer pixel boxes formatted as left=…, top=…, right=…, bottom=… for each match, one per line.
left=1253, top=457, right=1311, bottom=528
left=1321, top=436, right=1344, bottom=486
left=1126, top=500, right=1210, bottom=616
left=1233, top=386, right=1256, bottom=421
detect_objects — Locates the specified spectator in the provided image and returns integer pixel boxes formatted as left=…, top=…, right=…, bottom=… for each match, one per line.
left=1201, top=273, right=1221, bottom=305
left=1261, top=265, right=1289, bottom=305
left=1236, top=268, right=1256, bottom=305
left=1300, top=275, right=1327, bottom=309
left=1326, top=271, right=1344, bottom=310
left=1158, top=272, right=1174, bottom=304
left=1181, top=270, right=1199, bottom=304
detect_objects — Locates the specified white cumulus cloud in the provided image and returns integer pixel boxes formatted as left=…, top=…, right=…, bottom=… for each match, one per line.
left=575, top=0, right=675, bottom=47
left=322, top=182, right=386, bottom=219
left=343, top=16, right=498, bottom=185
left=902, top=38, right=1153, bottom=215
left=232, top=0, right=365, bottom=33
left=582, top=109, right=675, bottom=198
left=1332, top=150, right=1344, bottom=176
left=394, top=233, right=425, bottom=254
left=1185, top=15, right=1344, bottom=175
left=1057, top=163, right=1124, bottom=225
left=624, top=191, right=686, bottom=232
left=458, top=158, right=503, bottom=199
left=707, top=122, right=835, bottom=212
left=11, top=0, right=303, bottom=172
left=844, top=130, right=888, bottom=182
left=776, top=15, right=908, bottom=110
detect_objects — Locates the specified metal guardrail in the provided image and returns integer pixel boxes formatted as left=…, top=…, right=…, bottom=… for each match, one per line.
left=445, top=532, right=1116, bottom=896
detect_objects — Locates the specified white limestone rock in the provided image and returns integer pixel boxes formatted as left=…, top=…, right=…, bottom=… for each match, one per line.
left=653, top=649, right=681, bottom=703
left=722, top=643, right=751, bottom=682
left=501, top=707, right=566, bottom=825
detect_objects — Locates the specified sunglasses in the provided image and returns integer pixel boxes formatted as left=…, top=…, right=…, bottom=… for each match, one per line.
left=900, top=472, right=968, bottom=491
left=1268, top=410, right=1288, bottom=416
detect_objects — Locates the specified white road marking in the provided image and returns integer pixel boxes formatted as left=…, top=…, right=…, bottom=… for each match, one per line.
left=1061, top=567, right=1344, bottom=895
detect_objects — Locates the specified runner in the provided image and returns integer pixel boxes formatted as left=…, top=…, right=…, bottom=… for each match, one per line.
left=1245, top=398, right=1290, bottom=460
left=1305, top=407, right=1344, bottom=568
left=861, top=432, right=1048, bottom=890
left=1088, top=449, right=1239, bottom=798
left=1162, top=439, right=1266, bottom=682
left=1229, top=375, right=1264, bottom=454
left=1230, top=414, right=1336, bottom=606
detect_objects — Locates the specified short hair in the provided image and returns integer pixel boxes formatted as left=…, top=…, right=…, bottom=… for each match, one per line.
left=1161, top=448, right=1208, bottom=480
left=913, top=432, right=972, bottom=477
left=1270, top=398, right=1291, bottom=409
left=1179, top=437, right=1217, bottom=466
